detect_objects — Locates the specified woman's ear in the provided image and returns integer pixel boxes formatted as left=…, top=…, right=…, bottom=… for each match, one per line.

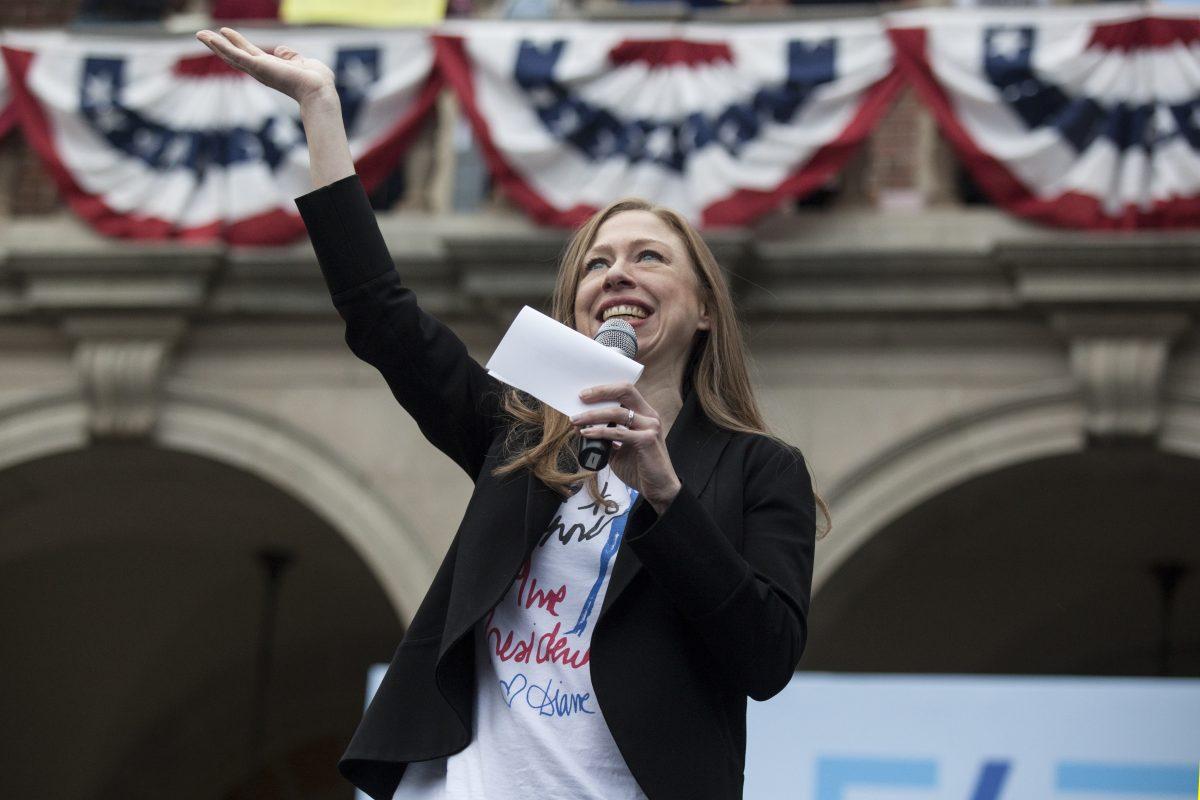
left=697, top=302, right=711, bottom=331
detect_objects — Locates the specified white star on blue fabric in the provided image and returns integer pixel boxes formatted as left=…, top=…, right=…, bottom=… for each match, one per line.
left=83, top=72, right=116, bottom=108
left=239, top=133, right=263, bottom=161
left=92, top=106, right=125, bottom=132
left=161, top=135, right=190, bottom=168
left=719, top=120, right=741, bottom=147
left=1150, top=104, right=1176, bottom=143
left=339, top=58, right=373, bottom=97
left=645, top=127, right=673, bottom=160
left=133, top=128, right=159, bottom=157
left=988, top=28, right=1027, bottom=61
left=268, top=118, right=300, bottom=150
left=552, top=105, right=578, bottom=135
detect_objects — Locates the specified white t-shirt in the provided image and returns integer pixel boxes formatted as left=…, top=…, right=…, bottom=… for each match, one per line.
left=393, top=466, right=649, bottom=800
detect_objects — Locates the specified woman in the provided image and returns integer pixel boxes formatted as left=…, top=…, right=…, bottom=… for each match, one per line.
left=197, top=27, right=831, bottom=800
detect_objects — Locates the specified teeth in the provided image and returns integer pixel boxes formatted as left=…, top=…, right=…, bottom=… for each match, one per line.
left=602, top=304, right=649, bottom=321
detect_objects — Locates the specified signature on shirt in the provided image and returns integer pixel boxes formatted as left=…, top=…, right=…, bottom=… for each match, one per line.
left=499, top=672, right=596, bottom=718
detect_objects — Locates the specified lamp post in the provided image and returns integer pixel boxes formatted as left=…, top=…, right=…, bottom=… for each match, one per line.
left=250, top=547, right=294, bottom=773
left=1149, top=560, right=1188, bottom=677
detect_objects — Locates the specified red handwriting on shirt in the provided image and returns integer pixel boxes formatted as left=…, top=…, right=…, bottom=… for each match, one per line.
left=484, top=610, right=590, bottom=669
left=512, top=558, right=566, bottom=617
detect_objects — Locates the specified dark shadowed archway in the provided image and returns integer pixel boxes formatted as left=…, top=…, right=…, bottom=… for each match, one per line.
left=0, top=443, right=403, bottom=800
left=803, top=446, right=1200, bottom=676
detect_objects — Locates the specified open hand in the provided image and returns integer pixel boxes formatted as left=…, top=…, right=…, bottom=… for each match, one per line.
left=571, top=383, right=681, bottom=514
left=195, top=27, right=335, bottom=106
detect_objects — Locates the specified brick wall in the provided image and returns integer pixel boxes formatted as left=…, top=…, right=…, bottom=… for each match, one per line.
left=0, top=135, right=62, bottom=217
left=1, top=0, right=80, bottom=215
left=1, top=0, right=80, bottom=27
left=867, top=86, right=923, bottom=197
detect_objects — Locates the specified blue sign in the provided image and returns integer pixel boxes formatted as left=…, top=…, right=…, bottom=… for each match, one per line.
left=747, top=674, right=1200, bottom=799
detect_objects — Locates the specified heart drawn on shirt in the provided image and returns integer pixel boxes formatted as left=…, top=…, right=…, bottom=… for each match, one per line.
left=499, top=673, right=528, bottom=708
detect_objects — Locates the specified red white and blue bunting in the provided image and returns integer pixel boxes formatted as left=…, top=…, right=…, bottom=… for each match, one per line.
left=434, top=21, right=902, bottom=227
left=1, top=29, right=439, bottom=243
left=4, top=12, right=1200, bottom=237
left=890, top=8, right=1200, bottom=229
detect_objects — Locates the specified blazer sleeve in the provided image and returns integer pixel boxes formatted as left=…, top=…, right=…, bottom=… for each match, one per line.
left=622, top=438, right=816, bottom=701
left=295, top=174, right=505, bottom=480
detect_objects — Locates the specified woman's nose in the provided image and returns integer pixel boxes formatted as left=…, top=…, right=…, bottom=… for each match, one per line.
left=604, top=259, right=635, bottom=289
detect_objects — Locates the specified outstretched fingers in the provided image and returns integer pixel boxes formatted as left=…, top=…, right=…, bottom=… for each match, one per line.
left=196, top=29, right=255, bottom=73
left=221, top=27, right=266, bottom=57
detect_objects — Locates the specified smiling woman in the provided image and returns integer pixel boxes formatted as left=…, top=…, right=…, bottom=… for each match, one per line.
left=496, top=197, right=775, bottom=513
left=195, top=25, right=830, bottom=800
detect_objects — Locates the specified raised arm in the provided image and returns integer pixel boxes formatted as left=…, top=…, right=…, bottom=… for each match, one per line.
left=196, top=28, right=506, bottom=478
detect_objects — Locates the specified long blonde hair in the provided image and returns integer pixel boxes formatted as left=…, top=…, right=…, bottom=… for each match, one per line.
left=491, top=199, right=831, bottom=539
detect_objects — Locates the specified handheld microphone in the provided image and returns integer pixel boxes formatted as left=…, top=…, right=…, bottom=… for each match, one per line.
left=578, top=317, right=638, bottom=471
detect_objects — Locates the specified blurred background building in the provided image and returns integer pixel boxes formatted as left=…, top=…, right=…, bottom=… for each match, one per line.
left=0, top=0, right=1197, bottom=799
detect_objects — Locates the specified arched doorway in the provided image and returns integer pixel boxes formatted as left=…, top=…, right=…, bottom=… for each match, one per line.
left=0, top=443, right=401, bottom=800
left=803, top=446, right=1200, bottom=676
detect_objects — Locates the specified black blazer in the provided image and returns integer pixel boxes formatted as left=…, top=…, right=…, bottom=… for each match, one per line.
left=295, top=175, right=816, bottom=800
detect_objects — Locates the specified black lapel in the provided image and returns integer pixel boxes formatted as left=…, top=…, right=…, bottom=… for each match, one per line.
left=440, top=467, right=536, bottom=662
left=595, top=387, right=731, bottom=623
left=523, top=470, right=565, bottom=556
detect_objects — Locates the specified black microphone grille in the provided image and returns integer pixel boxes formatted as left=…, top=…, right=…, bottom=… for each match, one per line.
left=594, top=317, right=638, bottom=359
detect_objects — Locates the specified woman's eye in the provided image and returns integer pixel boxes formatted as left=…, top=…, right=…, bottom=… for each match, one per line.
left=584, top=259, right=607, bottom=272
left=638, top=250, right=663, bottom=262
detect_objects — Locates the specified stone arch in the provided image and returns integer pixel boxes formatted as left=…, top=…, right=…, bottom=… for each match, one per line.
left=0, top=396, right=409, bottom=800
left=0, top=388, right=435, bottom=622
left=806, top=381, right=1200, bottom=674
left=814, top=378, right=1084, bottom=594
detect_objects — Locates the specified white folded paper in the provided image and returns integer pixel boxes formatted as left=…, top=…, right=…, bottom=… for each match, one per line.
left=485, top=306, right=643, bottom=417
